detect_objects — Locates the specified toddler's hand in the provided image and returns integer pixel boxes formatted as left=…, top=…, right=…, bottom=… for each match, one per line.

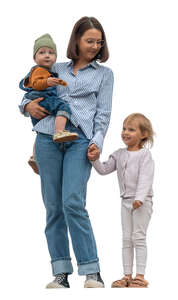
left=57, top=78, right=68, bottom=86
left=132, top=200, right=143, bottom=210
left=47, top=77, right=67, bottom=87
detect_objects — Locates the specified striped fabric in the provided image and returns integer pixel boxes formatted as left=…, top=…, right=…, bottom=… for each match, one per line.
left=19, top=60, right=114, bottom=151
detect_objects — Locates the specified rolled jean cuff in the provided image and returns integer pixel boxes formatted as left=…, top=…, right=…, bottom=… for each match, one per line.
left=78, top=261, right=100, bottom=275
left=51, top=259, right=73, bottom=276
left=56, top=110, right=70, bottom=120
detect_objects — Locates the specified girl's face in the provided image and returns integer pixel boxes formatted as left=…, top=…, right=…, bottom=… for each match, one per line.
left=121, top=120, right=146, bottom=151
left=77, top=28, right=103, bottom=63
left=34, top=47, right=56, bottom=69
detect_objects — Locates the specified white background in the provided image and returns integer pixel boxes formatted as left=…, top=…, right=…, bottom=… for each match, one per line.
left=1, top=0, right=178, bottom=299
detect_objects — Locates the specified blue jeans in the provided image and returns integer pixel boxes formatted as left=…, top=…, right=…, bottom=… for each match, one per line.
left=35, top=122, right=100, bottom=276
left=25, top=89, right=71, bottom=126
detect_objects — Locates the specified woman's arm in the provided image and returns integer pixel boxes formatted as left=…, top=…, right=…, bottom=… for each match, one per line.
left=89, top=68, right=114, bottom=152
left=19, top=96, right=49, bottom=119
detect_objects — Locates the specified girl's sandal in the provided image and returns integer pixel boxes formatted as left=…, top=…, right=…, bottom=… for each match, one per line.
left=111, top=276, right=131, bottom=288
left=129, top=277, right=149, bottom=288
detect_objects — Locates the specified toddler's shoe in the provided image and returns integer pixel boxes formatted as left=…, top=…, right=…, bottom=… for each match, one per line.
left=53, top=130, right=78, bottom=143
left=28, top=156, right=39, bottom=175
left=84, top=273, right=104, bottom=288
left=46, top=273, right=70, bottom=288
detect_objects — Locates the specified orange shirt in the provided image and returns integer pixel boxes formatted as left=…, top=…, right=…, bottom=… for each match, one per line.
left=24, top=66, right=50, bottom=90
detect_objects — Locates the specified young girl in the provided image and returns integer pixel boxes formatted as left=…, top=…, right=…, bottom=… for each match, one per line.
left=92, top=113, right=154, bottom=288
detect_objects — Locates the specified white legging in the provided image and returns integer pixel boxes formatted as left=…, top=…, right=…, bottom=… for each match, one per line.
left=121, top=197, right=153, bottom=275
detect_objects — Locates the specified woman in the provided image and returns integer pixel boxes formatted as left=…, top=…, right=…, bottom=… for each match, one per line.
left=20, top=16, right=114, bottom=288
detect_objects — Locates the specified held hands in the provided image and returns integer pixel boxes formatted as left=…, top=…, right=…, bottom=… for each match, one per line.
left=132, top=200, right=143, bottom=210
left=47, top=77, right=67, bottom=87
left=87, top=144, right=100, bottom=161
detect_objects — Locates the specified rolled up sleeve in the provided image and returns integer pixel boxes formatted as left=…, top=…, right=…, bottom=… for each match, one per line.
left=18, top=96, right=31, bottom=117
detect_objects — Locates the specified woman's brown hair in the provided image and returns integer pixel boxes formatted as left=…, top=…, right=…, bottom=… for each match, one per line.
left=67, top=16, right=109, bottom=62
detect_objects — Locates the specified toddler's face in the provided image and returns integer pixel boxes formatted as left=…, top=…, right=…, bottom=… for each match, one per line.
left=121, top=120, right=145, bottom=151
left=34, top=47, right=56, bottom=69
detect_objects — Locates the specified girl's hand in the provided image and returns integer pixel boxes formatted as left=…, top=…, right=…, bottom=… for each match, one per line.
left=132, top=200, right=143, bottom=210
left=47, top=77, right=67, bottom=87
left=25, top=98, right=50, bottom=119
left=87, top=144, right=100, bottom=161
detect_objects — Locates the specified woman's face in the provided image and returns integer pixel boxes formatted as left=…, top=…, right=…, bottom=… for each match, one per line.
left=77, top=28, right=103, bottom=63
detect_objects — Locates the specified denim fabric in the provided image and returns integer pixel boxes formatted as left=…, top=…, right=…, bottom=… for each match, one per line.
left=19, top=69, right=71, bottom=126
left=35, top=121, right=100, bottom=275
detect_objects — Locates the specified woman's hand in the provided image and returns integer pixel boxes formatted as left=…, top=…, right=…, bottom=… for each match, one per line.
left=87, top=143, right=100, bottom=161
left=25, top=97, right=50, bottom=119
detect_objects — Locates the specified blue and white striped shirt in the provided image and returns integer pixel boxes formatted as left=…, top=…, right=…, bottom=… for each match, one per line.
left=19, top=60, right=114, bottom=151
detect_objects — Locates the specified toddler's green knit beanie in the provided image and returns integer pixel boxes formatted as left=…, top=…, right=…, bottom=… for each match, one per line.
left=33, top=33, right=57, bottom=57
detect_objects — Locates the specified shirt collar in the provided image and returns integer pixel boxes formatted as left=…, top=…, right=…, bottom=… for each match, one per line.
left=90, top=60, right=98, bottom=69
left=67, top=60, right=98, bottom=69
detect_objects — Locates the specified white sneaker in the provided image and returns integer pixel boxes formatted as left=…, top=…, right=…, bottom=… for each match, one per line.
left=84, top=273, right=105, bottom=288
left=46, top=273, right=70, bottom=288
left=53, top=130, right=78, bottom=143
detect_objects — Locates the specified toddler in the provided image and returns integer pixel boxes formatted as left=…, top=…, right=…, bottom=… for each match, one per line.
left=19, top=34, right=78, bottom=173
left=92, top=113, right=154, bottom=288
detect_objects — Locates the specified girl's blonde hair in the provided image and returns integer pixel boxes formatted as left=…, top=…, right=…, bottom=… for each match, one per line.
left=124, top=113, right=154, bottom=148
